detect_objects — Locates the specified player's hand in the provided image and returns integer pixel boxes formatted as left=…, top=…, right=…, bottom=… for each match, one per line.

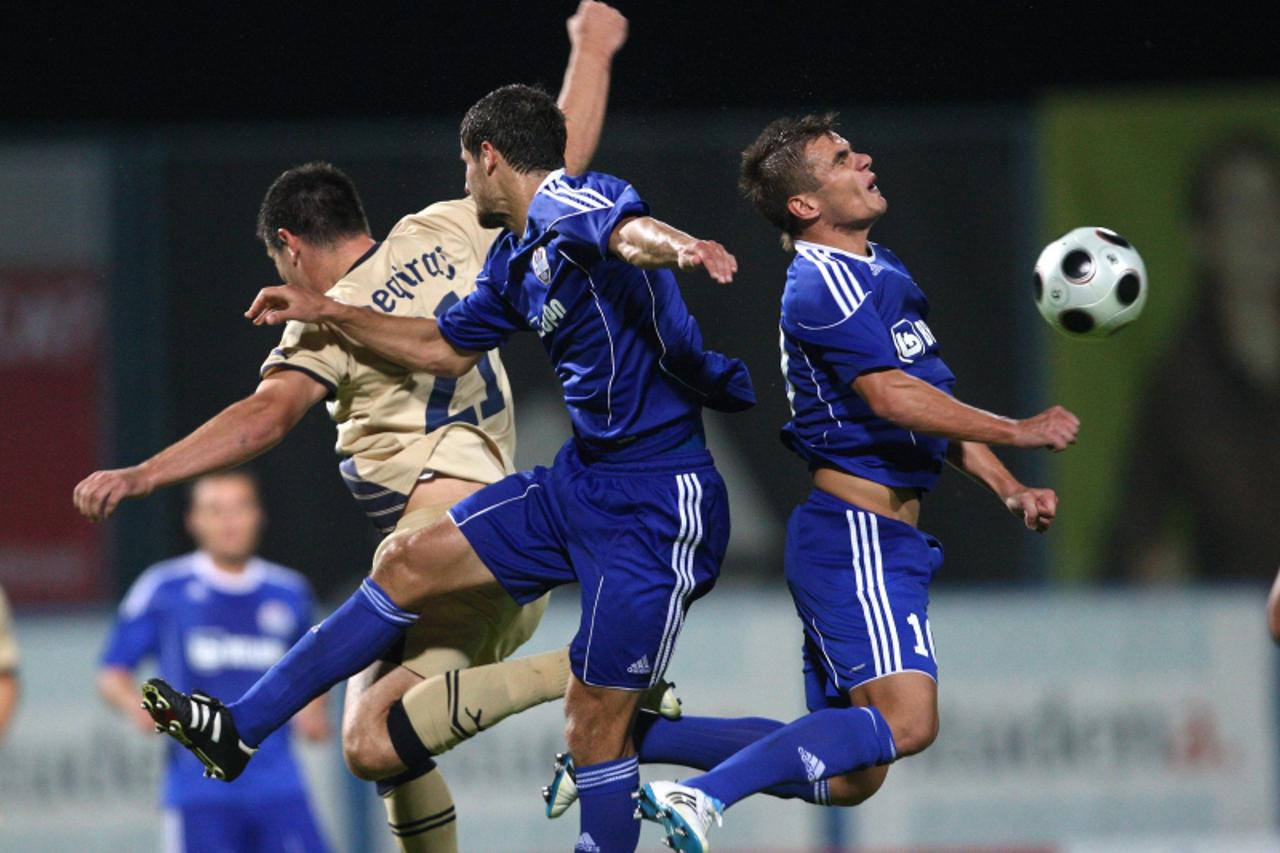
left=246, top=285, right=337, bottom=326
left=567, top=0, right=628, bottom=58
left=1012, top=405, right=1079, bottom=452
left=74, top=466, right=153, bottom=522
left=678, top=239, right=738, bottom=284
left=1004, top=487, right=1058, bottom=533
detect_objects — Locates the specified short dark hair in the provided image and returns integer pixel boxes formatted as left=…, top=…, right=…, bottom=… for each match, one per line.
left=740, top=113, right=840, bottom=250
left=460, top=84, right=566, bottom=174
left=256, top=161, right=371, bottom=250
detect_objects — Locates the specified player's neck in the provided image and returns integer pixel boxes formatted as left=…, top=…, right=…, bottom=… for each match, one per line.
left=204, top=553, right=250, bottom=575
left=313, top=235, right=377, bottom=291
left=800, top=224, right=873, bottom=258
left=509, top=169, right=552, bottom=235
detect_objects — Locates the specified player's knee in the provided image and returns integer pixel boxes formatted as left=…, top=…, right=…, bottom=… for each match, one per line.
left=370, top=535, right=425, bottom=606
left=886, top=709, right=938, bottom=757
left=342, top=714, right=399, bottom=781
left=827, top=767, right=888, bottom=806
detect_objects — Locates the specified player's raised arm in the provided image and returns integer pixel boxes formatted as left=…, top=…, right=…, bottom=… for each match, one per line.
left=246, top=284, right=482, bottom=377
left=852, top=368, right=1080, bottom=451
left=609, top=216, right=738, bottom=284
left=558, top=1, right=627, bottom=174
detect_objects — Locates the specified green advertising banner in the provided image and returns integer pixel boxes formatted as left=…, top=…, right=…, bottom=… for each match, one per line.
left=1040, top=86, right=1280, bottom=583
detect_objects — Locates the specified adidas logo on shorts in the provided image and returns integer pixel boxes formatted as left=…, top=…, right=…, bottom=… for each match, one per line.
left=798, top=746, right=827, bottom=782
left=575, top=832, right=602, bottom=852
left=626, top=655, right=652, bottom=675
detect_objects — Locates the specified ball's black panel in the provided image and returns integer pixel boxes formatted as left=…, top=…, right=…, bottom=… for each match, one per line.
left=1059, top=309, right=1095, bottom=334
left=1116, top=273, right=1141, bottom=305
left=1034, top=271, right=1044, bottom=302
left=1096, top=228, right=1132, bottom=248
left=1062, top=249, right=1093, bottom=281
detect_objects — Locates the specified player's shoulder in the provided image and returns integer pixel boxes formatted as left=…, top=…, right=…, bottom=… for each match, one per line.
left=393, top=197, right=483, bottom=240
left=119, top=554, right=198, bottom=617
left=540, top=169, right=631, bottom=212
left=785, top=243, right=874, bottom=327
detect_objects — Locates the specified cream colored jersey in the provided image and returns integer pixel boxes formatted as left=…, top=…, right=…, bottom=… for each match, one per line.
left=0, top=584, right=17, bottom=673
left=261, top=197, right=514, bottom=533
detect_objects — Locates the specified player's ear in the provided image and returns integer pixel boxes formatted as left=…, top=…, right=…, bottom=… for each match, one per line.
left=480, top=141, right=500, bottom=176
left=277, top=229, right=302, bottom=264
left=787, top=194, right=820, bottom=229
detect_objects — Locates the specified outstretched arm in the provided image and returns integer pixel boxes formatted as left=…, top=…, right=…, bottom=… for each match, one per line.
left=558, top=1, right=628, bottom=174
left=97, top=667, right=155, bottom=734
left=73, top=369, right=326, bottom=522
left=246, top=285, right=481, bottom=378
left=608, top=216, right=738, bottom=283
left=1267, top=567, right=1280, bottom=643
left=853, top=368, right=1079, bottom=450
left=947, top=440, right=1058, bottom=532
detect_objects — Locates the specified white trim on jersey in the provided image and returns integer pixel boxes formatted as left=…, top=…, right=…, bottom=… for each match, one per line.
left=559, top=251, right=616, bottom=426
left=543, top=187, right=609, bottom=213
left=653, top=473, right=703, bottom=684
left=800, top=346, right=845, bottom=434
left=794, top=238, right=877, bottom=264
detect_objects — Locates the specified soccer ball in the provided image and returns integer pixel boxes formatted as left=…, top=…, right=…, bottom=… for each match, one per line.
left=1033, top=227, right=1147, bottom=338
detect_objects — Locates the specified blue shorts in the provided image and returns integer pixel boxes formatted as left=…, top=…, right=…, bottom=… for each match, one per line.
left=166, top=792, right=330, bottom=853
left=785, top=489, right=942, bottom=711
left=449, top=439, right=728, bottom=690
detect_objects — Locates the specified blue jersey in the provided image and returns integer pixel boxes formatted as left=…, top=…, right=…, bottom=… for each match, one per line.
left=100, top=553, right=316, bottom=808
left=436, top=170, right=754, bottom=458
left=779, top=240, right=956, bottom=491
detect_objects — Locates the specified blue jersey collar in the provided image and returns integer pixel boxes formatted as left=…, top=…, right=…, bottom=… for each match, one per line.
left=794, top=238, right=877, bottom=263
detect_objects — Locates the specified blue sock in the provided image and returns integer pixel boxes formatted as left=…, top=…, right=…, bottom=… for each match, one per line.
left=684, top=706, right=896, bottom=809
left=230, top=578, right=416, bottom=746
left=634, top=713, right=825, bottom=802
left=575, top=756, right=641, bottom=853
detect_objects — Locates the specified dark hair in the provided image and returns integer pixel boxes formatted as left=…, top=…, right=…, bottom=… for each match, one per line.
left=740, top=113, right=840, bottom=250
left=256, top=161, right=371, bottom=250
left=460, top=84, right=566, bottom=174
left=1187, top=131, right=1280, bottom=223
left=185, top=469, right=261, bottom=510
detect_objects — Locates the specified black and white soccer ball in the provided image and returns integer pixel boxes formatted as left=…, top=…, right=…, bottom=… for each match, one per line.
left=1033, top=227, right=1147, bottom=338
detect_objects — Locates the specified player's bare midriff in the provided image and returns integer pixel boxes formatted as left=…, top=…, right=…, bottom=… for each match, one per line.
left=813, top=466, right=920, bottom=527
left=405, top=475, right=486, bottom=515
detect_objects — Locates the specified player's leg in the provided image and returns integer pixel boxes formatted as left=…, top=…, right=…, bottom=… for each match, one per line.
left=564, top=454, right=731, bottom=852
left=344, top=660, right=460, bottom=853
left=640, top=499, right=941, bottom=846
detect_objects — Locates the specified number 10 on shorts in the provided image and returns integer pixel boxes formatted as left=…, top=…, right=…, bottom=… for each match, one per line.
left=906, top=612, right=936, bottom=661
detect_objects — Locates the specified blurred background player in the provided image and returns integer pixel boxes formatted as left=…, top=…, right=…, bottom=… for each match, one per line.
left=636, top=114, right=1078, bottom=849
left=97, top=471, right=332, bottom=853
left=0, top=582, right=18, bottom=743
left=76, top=5, right=630, bottom=850
left=1105, top=133, right=1280, bottom=583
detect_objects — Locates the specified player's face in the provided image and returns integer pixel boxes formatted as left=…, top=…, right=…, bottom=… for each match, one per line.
left=462, top=147, right=506, bottom=230
left=186, top=476, right=263, bottom=566
left=805, top=133, right=887, bottom=229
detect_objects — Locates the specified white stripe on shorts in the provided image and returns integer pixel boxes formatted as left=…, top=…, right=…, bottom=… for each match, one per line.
left=653, top=473, right=702, bottom=683
left=847, top=510, right=884, bottom=677
left=868, top=513, right=904, bottom=672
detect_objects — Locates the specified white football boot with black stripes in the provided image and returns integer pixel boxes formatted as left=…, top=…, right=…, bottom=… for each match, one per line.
left=141, top=678, right=256, bottom=781
left=635, top=781, right=723, bottom=853
left=542, top=682, right=683, bottom=819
